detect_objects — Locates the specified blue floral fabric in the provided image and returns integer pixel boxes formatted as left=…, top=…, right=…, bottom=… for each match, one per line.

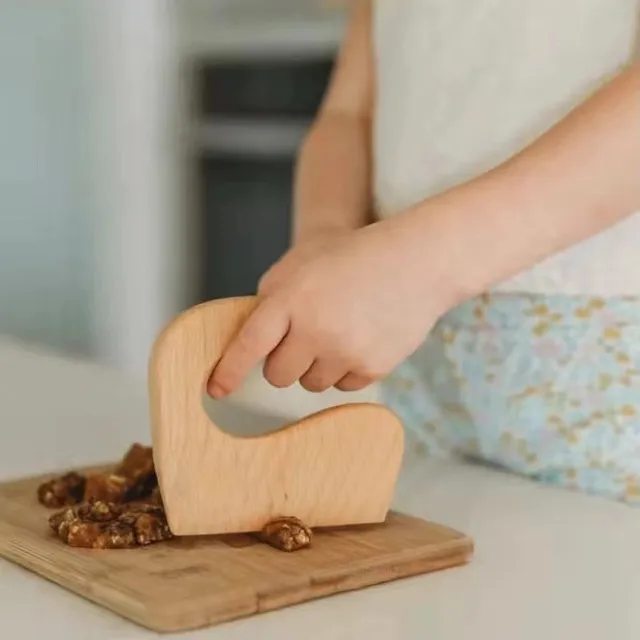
left=381, top=292, right=640, bottom=503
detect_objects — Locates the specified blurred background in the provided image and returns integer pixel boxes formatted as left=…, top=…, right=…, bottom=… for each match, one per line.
left=0, top=0, right=354, bottom=402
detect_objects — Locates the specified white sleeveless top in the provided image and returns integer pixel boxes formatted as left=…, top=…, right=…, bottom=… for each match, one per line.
left=373, top=0, right=640, bottom=296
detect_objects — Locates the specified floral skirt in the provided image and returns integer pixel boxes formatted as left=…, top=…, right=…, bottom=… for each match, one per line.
left=381, top=292, right=640, bottom=504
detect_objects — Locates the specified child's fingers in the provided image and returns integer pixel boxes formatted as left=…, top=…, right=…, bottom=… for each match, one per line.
left=334, top=372, right=375, bottom=392
left=208, top=300, right=290, bottom=398
left=300, top=359, right=350, bottom=393
left=262, top=333, right=315, bottom=389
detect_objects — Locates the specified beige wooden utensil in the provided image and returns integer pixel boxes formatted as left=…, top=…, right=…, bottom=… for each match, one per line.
left=149, top=296, right=405, bottom=536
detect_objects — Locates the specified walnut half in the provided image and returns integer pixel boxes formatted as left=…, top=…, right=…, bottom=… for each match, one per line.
left=256, top=517, right=313, bottom=552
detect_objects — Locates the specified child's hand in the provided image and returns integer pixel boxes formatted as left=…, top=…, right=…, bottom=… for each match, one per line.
left=257, top=230, right=348, bottom=297
left=208, top=219, right=444, bottom=396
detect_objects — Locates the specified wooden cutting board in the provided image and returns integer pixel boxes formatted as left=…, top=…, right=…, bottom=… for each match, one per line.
left=0, top=467, right=473, bottom=633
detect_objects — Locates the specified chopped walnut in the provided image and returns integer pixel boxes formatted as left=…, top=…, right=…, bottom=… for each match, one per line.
left=48, top=499, right=172, bottom=549
left=77, top=499, right=123, bottom=521
left=48, top=505, right=79, bottom=543
left=37, top=472, right=86, bottom=508
left=133, top=508, right=173, bottom=545
left=256, top=516, right=313, bottom=552
left=36, top=443, right=157, bottom=508
left=123, top=472, right=158, bottom=502
left=68, top=520, right=137, bottom=549
left=94, top=443, right=156, bottom=502
left=49, top=501, right=123, bottom=544
left=83, top=473, right=133, bottom=503
left=39, top=442, right=313, bottom=553
left=149, top=485, right=163, bottom=506
left=115, top=443, right=154, bottom=483
left=113, top=443, right=157, bottom=501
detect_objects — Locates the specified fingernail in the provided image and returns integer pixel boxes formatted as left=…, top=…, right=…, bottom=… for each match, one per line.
left=208, top=381, right=228, bottom=399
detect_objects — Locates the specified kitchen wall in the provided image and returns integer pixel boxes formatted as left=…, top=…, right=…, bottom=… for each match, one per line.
left=0, top=0, right=92, bottom=356
left=0, top=0, right=379, bottom=417
left=0, top=0, right=348, bottom=355
left=0, top=0, right=346, bottom=363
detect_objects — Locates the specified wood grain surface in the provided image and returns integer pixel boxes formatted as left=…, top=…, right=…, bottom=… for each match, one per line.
left=0, top=467, right=473, bottom=633
left=149, top=296, right=405, bottom=535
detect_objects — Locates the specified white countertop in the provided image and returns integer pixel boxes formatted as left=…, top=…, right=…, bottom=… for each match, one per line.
left=2, top=337, right=640, bottom=639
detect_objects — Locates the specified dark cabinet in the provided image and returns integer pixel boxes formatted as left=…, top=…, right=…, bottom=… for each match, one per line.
left=195, top=57, right=334, bottom=301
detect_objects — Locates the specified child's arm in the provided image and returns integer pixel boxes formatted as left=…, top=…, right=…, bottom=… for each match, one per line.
left=209, top=63, right=640, bottom=397
left=397, top=63, right=640, bottom=309
left=257, top=0, right=373, bottom=294
left=292, top=0, right=373, bottom=244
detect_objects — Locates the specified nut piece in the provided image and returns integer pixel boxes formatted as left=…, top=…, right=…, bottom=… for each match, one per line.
left=66, top=520, right=137, bottom=549
left=48, top=505, right=79, bottom=543
left=76, top=500, right=123, bottom=522
left=36, top=444, right=157, bottom=508
left=257, top=517, right=313, bottom=552
left=149, top=486, right=163, bottom=506
left=83, top=443, right=157, bottom=504
left=115, top=443, right=154, bottom=483
left=48, top=499, right=172, bottom=549
left=37, top=472, right=86, bottom=508
left=83, top=474, right=133, bottom=503
left=114, top=443, right=157, bottom=501
left=133, top=508, right=173, bottom=546
left=37, top=443, right=158, bottom=508
left=48, top=500, right=124, bottom=544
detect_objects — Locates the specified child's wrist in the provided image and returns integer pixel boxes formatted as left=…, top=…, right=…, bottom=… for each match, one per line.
left=293, top=217, right=361, bottom=246
left=386, top=192, right=486, bottom=315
